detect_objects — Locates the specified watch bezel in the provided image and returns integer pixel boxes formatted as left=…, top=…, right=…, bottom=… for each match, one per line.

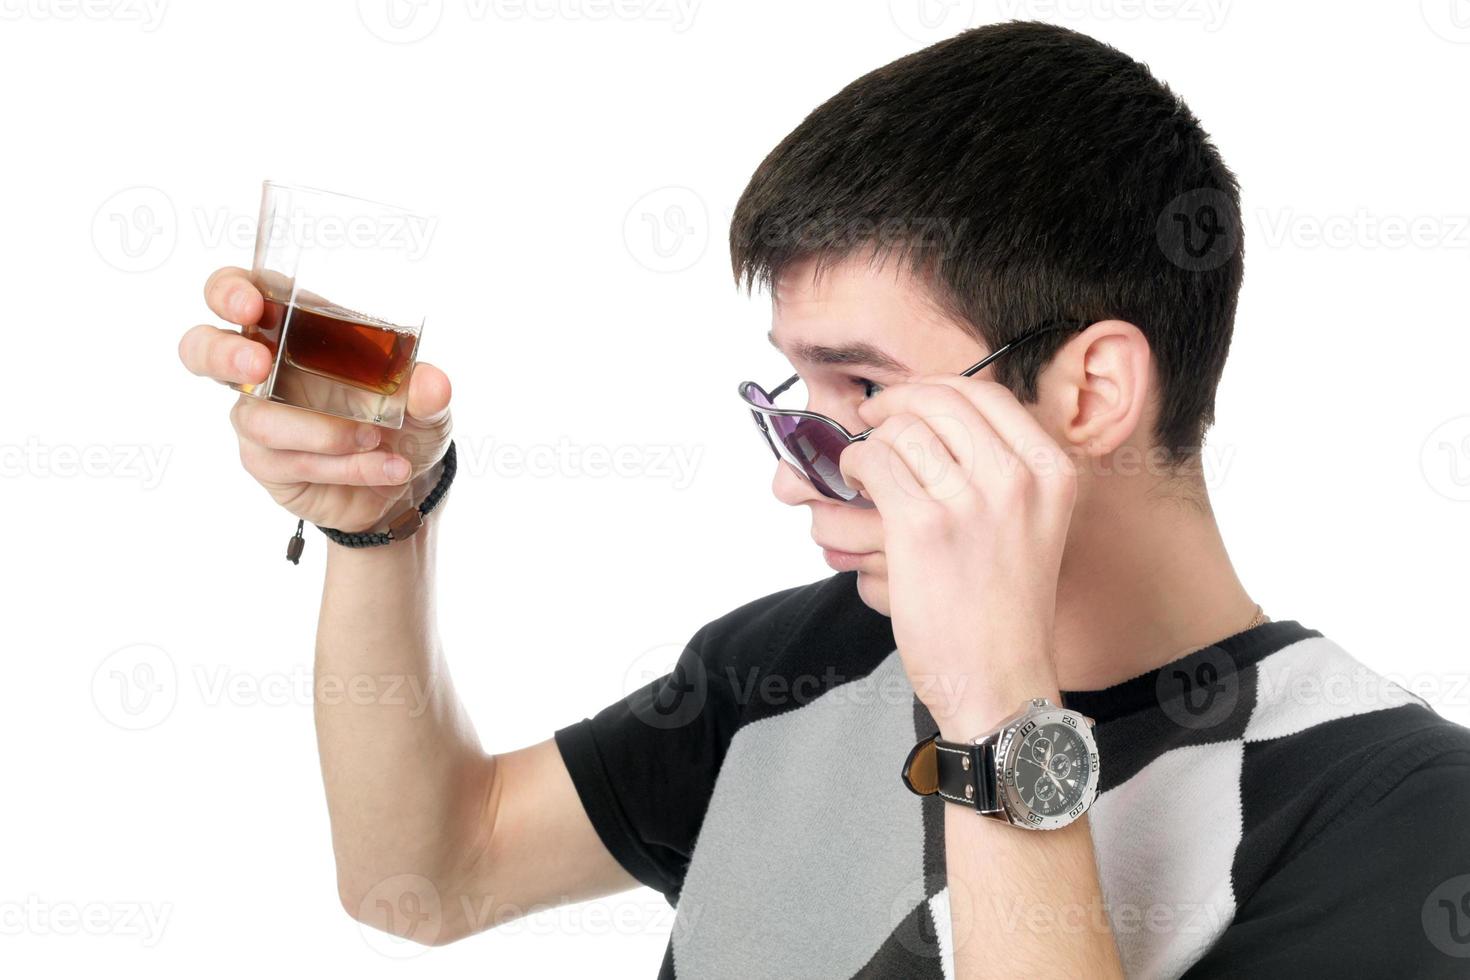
left=991, top=704, right=1100, bottom=831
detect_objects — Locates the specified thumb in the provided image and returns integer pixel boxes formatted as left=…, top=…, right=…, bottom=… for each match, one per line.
left=387, top=361, right=453, bottom=471
left=405, top=361, right=452, bottom=428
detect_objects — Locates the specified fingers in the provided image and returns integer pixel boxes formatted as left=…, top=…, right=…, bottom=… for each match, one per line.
left=181, top=268, right=270, bottom=384
left=203, top=266, right=263, bottom=326
left=230, top=396, right=384, bottom=455
left=923, top=377, right=1075, bottom=482
left=840, top=424, right=929, bottom=516
left=867, top=413, right=970, bottom=501
left=859, top=377, right=1071, bottom=481
left=858, top=381, right=990, bottom=474
left=238, top=441, right=414, bottom=488
left=231, top=392, right=417, bottom=488
left=849, top=377, right=1076, bottom=523
left=178, top=323, right=272, bottom=385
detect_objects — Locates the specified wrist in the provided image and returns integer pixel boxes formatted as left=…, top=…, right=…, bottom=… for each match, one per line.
left=322, top=442, right=453, bottom=542
left=325, top=502, right=440, bottom=559
left=288, top=441, right=455, bottom=564
left=930, top=658, right=1061, bottom=741
left=406, top=453, right=448, bottom=500
left=362, top=459, right=445, bottom=533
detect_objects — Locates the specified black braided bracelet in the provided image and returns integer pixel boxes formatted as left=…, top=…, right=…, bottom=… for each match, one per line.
left=285, top=439, right=457, bottom=563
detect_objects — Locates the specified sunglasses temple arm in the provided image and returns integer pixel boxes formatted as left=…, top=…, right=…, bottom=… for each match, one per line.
left=960, top=326, right=1062, bottom=377
left=958, top=341, right=1017, bottom=378
left=957, top=321, right=1082, bottom=377
left=788, top=340, right=1022, bottom=442
left=769, top=374, right=799, bottom=399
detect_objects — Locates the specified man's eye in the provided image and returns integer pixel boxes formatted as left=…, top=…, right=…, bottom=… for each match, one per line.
left=852, top=377, right=885, bottom=399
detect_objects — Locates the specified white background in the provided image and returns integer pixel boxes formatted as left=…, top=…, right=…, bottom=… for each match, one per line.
left=3, top=0, right=1468, bottom=975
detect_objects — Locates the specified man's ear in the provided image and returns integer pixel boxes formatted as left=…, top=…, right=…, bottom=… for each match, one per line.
left=1044, top=320, right=1152, bottom=459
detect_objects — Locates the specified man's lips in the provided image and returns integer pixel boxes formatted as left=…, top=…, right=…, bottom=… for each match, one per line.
left=816, top=540, right=878, bottom=572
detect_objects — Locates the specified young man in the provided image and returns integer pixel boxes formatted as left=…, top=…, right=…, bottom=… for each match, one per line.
left=179, top=21, right=1470, bottom=979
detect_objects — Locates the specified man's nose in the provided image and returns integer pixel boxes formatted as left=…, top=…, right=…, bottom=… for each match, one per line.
left=772, top=457, right=826, bottom=507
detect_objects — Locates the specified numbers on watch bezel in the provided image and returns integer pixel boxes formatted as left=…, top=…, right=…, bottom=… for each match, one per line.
left=992, top=706, right=1100, bottom=830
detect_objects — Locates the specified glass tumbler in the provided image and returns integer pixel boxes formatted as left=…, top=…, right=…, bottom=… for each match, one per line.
left=231, top=180, right=433, bottom=428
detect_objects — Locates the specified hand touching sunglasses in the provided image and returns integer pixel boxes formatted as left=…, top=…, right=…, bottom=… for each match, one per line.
left=738, top=321, right=1083, bottom=507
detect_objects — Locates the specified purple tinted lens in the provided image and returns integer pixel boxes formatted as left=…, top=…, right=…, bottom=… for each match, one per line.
left=744, top=385, right=797, bottom=442
left=742, top=382, right=872, bottom=507
left=784, top=416, right=861, bottom=502
left=743, top=384, right=774, bottom=411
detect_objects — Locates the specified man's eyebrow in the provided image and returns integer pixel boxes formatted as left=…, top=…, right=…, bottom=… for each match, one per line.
left=766, top=331, right=909, bottom=373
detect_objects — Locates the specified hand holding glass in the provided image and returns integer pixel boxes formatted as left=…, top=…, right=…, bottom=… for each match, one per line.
left=231, top=181, right=430, bottom=429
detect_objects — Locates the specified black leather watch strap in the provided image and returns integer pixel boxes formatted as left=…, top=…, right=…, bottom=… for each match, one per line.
left=901, top=733, right=1001, bottom=814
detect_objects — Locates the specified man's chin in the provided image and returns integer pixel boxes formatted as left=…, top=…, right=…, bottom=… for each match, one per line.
left=853, top=569, right=890, bottom=617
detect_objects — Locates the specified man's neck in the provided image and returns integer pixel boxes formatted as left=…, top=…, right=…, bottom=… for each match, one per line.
left=1052, top=469, right=1258, bottom=693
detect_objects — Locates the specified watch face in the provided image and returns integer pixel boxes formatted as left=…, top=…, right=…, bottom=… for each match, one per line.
left=998, top=708, right=1100, bottom=830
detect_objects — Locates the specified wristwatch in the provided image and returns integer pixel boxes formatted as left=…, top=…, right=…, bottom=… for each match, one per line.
left=901, top=697, right=1100, bottom=830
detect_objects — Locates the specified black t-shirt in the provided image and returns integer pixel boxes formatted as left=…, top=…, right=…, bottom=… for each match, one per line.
left=554, top=571, right=1470, bottom=978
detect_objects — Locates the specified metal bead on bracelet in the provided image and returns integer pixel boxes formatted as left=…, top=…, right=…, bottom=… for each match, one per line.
left=285, top=440, right=457, bottom=564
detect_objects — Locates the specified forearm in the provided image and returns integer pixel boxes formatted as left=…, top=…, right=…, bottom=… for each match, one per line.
left=938, top=659, right=1123, bottom=978
left=944, top=771, right=1121, bottom=977
left=313, top=506, right=492, bottom=907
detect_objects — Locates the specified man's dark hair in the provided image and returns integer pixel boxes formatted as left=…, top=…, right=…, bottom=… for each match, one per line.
left=730, top=21, right=1244, bottom=465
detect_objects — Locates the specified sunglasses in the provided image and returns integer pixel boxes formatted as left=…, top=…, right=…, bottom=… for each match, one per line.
left=737, top=321, right=1083, bottom=507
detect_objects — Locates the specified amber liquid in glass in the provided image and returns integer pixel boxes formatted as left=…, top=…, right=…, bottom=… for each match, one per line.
left=246, top=297, right=417, bottom=395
